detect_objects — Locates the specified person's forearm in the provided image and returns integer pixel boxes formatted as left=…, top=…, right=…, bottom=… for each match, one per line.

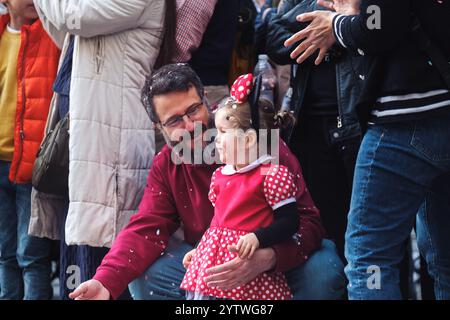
left=266, top=0, right=304, bottom=65
left=254, top=203, right=299, bottom=248
left=258, top=247, right=277, bottom=273
left=33, top=0, right=152, bottom=38
left=332, top=0, right=411, bottom=55
left=93, top=213, right=171, bottom=299
left=33, top=0, right=67, bottom=49
left=173, top=0, right=217, bottom=62
left=93, top=174, right=180, bottom=299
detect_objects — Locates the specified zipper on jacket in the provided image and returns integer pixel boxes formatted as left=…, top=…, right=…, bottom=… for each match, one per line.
left=337, top=116, right=343, bottom=129
left=13, top=29, right=29, bottom=183
left=113, top=167, right=120, bottom=240
left=335, top=63, right=344, bottom=130
left=115, top=169, right=119, bottom=197
left=94, top=36, right=104, bottom=74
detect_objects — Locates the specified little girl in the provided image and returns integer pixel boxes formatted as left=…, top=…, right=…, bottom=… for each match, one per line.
left=180, top=74, right=300, bottom=300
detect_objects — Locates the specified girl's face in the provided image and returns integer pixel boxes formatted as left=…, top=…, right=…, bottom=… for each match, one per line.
left=2, top=0, right=38, bottom=20
left=215, top=109, right=256, bottom=168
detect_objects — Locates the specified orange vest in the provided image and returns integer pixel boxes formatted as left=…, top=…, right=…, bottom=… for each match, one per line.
left=0, top=16, right=60, bottom=184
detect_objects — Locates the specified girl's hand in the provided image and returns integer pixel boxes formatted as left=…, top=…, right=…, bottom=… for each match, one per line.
left=69, top=279, right=111, bottom=300
left=183, top=249, right=196, bottom=269
left=317, top=0, right=361, bottom=15
left=235, top=233, right=259, bottom=260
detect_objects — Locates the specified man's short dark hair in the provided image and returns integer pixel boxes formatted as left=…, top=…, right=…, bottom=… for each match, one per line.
left=142, top=63, right=205, bottom=123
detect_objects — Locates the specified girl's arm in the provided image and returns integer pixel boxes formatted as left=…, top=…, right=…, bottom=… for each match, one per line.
left=270, top=141, right=325, bottom=273
left=238, top=164, right=301, bottom=260
left=236, top=203, right=299, bottom=259
left=254, top=202, right=300, bottom=248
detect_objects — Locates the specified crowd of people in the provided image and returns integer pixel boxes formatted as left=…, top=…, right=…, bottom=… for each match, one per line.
left=0, top=0, right=449, bottom=300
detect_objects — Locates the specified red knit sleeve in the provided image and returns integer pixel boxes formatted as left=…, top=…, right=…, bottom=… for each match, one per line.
left=93, top=150, right=180, bottom=299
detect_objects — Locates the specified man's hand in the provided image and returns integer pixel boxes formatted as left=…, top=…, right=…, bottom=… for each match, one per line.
left=317, top=0, right=361, bottom=15
left=235, top=233, right=259, bottom=260
left=284, top=10, right=337, bottom=65
left=69, top=279, right=111, bottom=300
left=183, top=249, right=196, bottom=269
left=203, top=247, right=276, bottom=290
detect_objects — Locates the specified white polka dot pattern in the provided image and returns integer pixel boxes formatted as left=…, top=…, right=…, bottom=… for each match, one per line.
left=180, top=227, right=292, bottom=300
left=208, top=168, right=222, bottom=207
left=230, top=74, right=254, bottom=103
left=263, top=165, right=298, bottom=209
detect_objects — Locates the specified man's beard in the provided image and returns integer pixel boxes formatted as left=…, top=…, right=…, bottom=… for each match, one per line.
left=163, top=116, right=218, bottom=165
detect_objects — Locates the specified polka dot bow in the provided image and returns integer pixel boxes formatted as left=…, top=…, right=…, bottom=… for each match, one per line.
left=230, top=74, right=254, bottom=103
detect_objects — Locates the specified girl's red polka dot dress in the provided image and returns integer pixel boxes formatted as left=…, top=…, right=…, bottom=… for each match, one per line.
left=181, top=159, right=298, bottom=300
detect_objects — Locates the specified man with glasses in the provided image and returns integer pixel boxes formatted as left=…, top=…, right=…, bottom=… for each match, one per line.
left=68, top=63, right=346, bottom=300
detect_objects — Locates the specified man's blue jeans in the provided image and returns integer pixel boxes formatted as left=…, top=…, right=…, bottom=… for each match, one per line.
left=128, top=239, right=346, bottom=300
left=0, top=161, right=52, bottom=300
left=345, top=112, right=450, bottom=300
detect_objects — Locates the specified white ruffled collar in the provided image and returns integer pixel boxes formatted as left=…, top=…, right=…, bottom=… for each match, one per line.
left=221, top=154, right=274, bottom=176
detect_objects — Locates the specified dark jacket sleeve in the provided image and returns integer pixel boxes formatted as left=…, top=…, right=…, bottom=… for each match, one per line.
left=333, top=0, right=412, bottom=55
left=255, top=6, right=277, bottom=55
left=254, top=203, right=300, bottom=248
left=266, top=0, right=317, bottom=65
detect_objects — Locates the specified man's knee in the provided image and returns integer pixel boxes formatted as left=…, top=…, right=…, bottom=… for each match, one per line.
left=286, top=239, right=347, bottom=300
left=129, top=240, right=193, bottom=300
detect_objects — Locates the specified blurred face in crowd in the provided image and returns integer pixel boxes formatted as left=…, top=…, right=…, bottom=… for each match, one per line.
left=153, top=86, right=211, bottom=151
left=1, top=0, right=38, bottom=20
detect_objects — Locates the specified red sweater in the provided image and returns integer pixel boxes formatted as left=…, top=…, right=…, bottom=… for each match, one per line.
left=94, top=140, right=325, bottom=299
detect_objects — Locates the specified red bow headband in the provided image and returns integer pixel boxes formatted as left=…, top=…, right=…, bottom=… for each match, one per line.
left=229, top=73, right=263, bottom=138
left=230, top=74, right=254, bottom=103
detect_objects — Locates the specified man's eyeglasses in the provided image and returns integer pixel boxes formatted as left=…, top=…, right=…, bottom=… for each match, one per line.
left=160, top=101, right=204, bottom=128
